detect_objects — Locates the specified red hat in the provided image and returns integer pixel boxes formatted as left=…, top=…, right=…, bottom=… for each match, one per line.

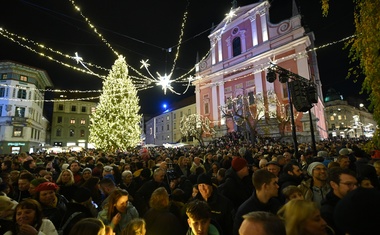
left=35, top=182, right=59, bottom=192
left=232, top=157, right=248, bottom=172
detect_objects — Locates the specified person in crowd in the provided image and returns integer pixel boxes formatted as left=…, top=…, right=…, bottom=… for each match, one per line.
left=12, top=172, right=34, bottom=202
left=81, top=176, right=102, bottom=207
left=168, top=172, right=193, bottom=201
left=69, top=160, right=82, bottom=184
left=233, top=169, right=282, bottom=235
left=174, top=156, right=191, bottom=177
left=299, top=162, right=330, bottom=207
left=216, top=168, right=226, bottom=185
left=119, top=170, right=138, bottom=202
left=103, top=165, right=116, bottom=183
left=336, top=156, right=350, bottom=169
left=1, top=159, right=12, bottom=174
left=185, top=199, right=223, bottom=235
left=79, top=167, right=93, bottom=184
left=68, top=218, right=106, bottom=235
left=352, top=145, right=380, bottom=189
left=278, top=162, right=304, bottom=202
left=281, top=185, right=304, bottom=202
left=334, top=187, right=380, bottom=235
left=218, top=157, right=252, bottom=210
left=22, top=159, right=37, bottom=174
left=0, top=196, right=17, bottom=234
left=239, top=211, right=286, bottom=235
left=28, top=178, right=48, bottom=198
left=266, top=161, right=281, bottom=177
left=99, top=177, right=118, bottom=208
left=122, top=218, right=146, bottom=235
left=191, top=184, right=199, bottom=200
left=98, top=189, right=139, bottom=235
left=143, top=187, right=185, bottom=235
left=134, top=168, right=169, bottom=215
left=60, top=187, right=97, bottom=235
left=321, top=168, right=358, bottom=235
left=278, top=199, right=332, bottom=235
left=194, top=173, right=234, bottom=235
left=5, top=198, right=58, bottom=235
left=190, top=157, right=206, bottom=175
left=34, top=182, right=68, bottom=229
left=56, top=169, right=79, bottom=201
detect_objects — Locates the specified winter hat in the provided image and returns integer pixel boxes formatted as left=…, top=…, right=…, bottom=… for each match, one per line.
left=317, top=151, right=328, bottom=158
left=35, top=182, right=59, bottom=192
left=232, top=157, right=248, bottom=172
left=72, top=187, right=91, bottom=203
left=339, top=148, right=350, bottom=156
left=103, top=165, right=113, bottom=172
left=197, top=173, right=213, bottom=186
left=140, top=168, right=152, bottom=179
left=266, top=161, right=280, bottom=167
left=307, top=162, right=324, bottom=176
left=30, top=178, right=48, bottom=187
left=82, top=168, right=92, bottom=174
left=62, top=163, right=70, bottom=170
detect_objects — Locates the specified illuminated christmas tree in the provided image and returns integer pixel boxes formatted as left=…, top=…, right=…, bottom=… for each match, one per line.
left=89, top=55, right=141, bottom=151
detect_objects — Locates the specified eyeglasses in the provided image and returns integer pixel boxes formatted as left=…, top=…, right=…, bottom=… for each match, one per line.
left=339, top=182, right=358, bottom=188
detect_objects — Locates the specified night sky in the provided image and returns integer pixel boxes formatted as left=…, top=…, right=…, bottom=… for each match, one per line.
left=0, top=0, right=366, bottom=121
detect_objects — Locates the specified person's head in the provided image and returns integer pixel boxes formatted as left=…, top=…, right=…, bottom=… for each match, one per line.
left=282, top=163, right=302, bottom=178
left=35, top=182, right=59, bottom=207
left=29, top=178, right=48, bottom=196
left=13, top=199, right=43, bottom=230
left=336, top=156, right=350, bottom=169
left=192, top=184, right=199, bottom=198
left=186, top=200, right=212, bottom=235
left=281, top=185, right=304, bottom=202
left=122, top=170, right=133, bottom=184
left=149, top=187, right=169, bottom=210
left=153, top=168, right=165, bottom=183
left=18, top=172, right=34, bottom=191
left=307, top=162, right=328, bottom=182
left=328, top=167, right=358, bottom=199
left=259, top=158, right=268, bottom=169
left=216, top=168, right=226, bottom=182
left=231, top=157, right=249, bottom=179
left=102, top=166, right=114, bottom=177
left=359, top=177, right=374, bottom=188
left=239, top=211, right=286, bottom=235
left=277, top=200, right=327, bottom=235
left=266, top=161, right=281, bottom=176
left=57, top=169, right=75, bottom=185
left=252, top=169, right=278, bottom=197
left=70, top=160, right=81, bottom=174
left=122, top=218, right=146, bottom=235
left=197, top=173, right=214, bottom=200
left=0, top=196, right=15, bottom=220
left=194, top=157, right=201, bottom=165
left=69, top=218, right=106, bottom=235
left=106, top=189, right=129, bottom=219
left=82, top=168, right=93, bottom=181
left=99, top=177, right=116, bottom=196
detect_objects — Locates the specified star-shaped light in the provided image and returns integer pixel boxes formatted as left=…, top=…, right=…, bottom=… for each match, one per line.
left=140, top=59, right=150, bottom=69
left=156, top=73, right=172, bottom=95
left=225, top=7, right=238, bottom=21
left=73, top=52, right=83, bottom=64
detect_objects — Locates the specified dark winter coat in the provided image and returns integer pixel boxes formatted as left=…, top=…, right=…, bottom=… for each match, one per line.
left=233, top=191, right=282, bottom=235
left=144, top=208, right=185, bottom=235
left=217, top=167, right=252, bottom=210
left=321, top=190, right=343, bottom=235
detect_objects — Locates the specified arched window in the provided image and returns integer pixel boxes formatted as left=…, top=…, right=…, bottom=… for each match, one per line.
left=232, top=37, right=242, bottom=57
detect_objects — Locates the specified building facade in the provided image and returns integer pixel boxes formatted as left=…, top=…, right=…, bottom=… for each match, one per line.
left=324, top=89, right=376, bottom=138
left=0, top=61, right=53, bottom=154
left=50, top=99, right=97, bottom=149
left=193, top=1, right=328, bottom=142
left=145, top=102, right=197, bottom=146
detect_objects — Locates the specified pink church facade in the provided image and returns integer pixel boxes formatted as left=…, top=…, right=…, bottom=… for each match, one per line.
left=193, top=1, right=328, bottom=142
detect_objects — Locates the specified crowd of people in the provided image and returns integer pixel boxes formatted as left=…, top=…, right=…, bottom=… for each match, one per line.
left=0, top=132, right=379, bottom=235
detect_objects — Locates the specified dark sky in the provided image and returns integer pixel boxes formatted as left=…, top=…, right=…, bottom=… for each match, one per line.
left=0, top=0, right=366, bottom=119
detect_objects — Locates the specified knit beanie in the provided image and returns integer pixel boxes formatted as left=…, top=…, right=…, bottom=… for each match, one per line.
left=231, top=157, right=248, bottom=172
left=197, top=173, right=213, bottom=186
left=307, top=162, right=324, bottom=176
left=35, top=182, right=59, bottom=192
left=82, top=167, right=92, bottom=174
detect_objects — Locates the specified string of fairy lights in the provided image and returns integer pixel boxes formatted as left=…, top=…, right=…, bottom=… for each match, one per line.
left=0, top=0, right=355, bottom=103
